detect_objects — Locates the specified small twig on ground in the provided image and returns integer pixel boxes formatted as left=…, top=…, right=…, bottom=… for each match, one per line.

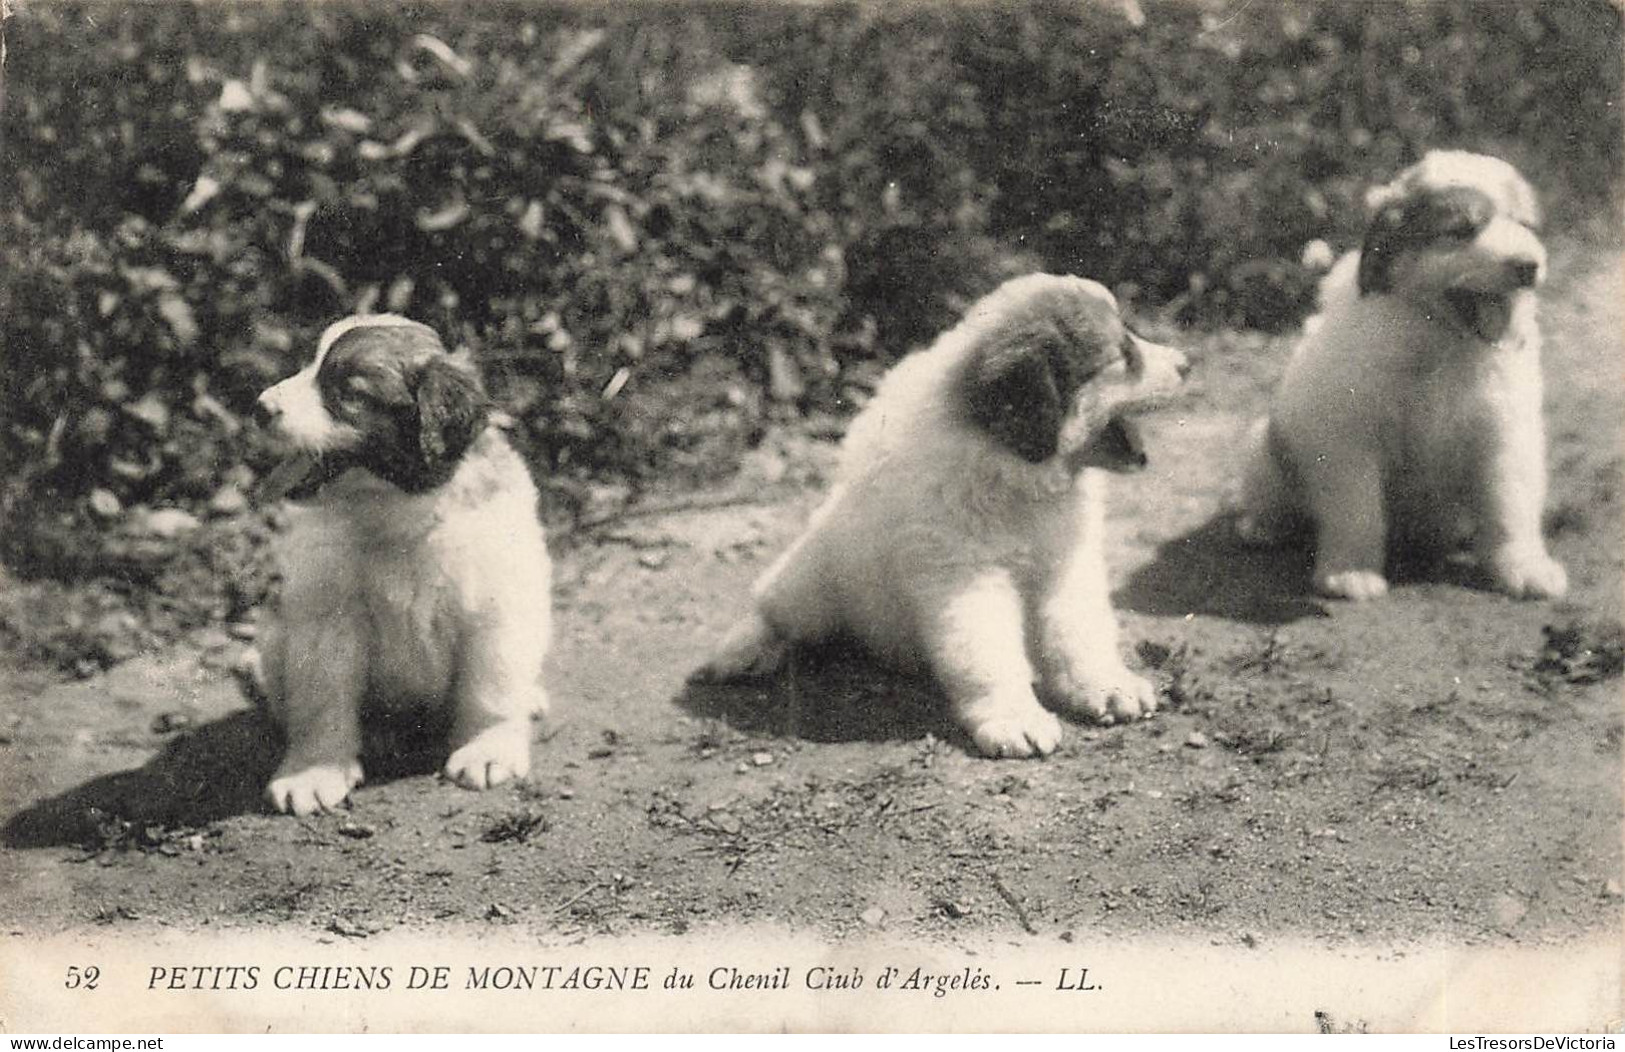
left=570, top=491, right=772, bottom=536
left=550, top=881, right=606, bottom=916
left=991, top=874, right=1038, bottom=935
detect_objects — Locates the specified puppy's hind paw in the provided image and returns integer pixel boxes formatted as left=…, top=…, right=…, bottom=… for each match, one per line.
left=445, top=721, right=532, bottom=791
left=1487, top=549, right=1568, bottom=600
left=1316, top=569, right=1389, bottom=601
left=960, top=695, right=1063, bottom=759
left=267, top=760, right=364, bottom=816
left=690, top=612, right=789, bottom=683
left=1055, top=668, right=1159, bottom=725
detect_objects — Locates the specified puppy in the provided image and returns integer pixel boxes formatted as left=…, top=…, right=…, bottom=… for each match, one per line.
left=1235, top=150, right=1565, bottom=601
left=252, top=315, right=551, bottom=815
left=695, top=274, right=1188, bottom=758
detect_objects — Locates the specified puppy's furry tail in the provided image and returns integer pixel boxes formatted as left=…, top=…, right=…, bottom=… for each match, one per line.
left=233, top=648, right=272, bottom=711
left=691, top=611, right=790, bottom=683
left=1231, top=417, right=1300, bottom=547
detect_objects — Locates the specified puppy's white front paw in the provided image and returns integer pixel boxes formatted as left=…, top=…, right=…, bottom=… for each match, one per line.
left=267, top=760, right=364, bottom=816
left=691, top=613, right=789, bottom=682
left=962, top=699, right=1063, bottom=759
left=1055, top=667, right=1159, bottom=725
left=1487, top=549, right=1568, bottom=599
left=1316, top=568, right=1389, bottom=601
left=445, top=721, right=532, bottom=790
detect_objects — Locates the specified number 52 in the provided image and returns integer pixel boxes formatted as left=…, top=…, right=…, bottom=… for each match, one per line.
left=65, top=966, right=100, bottom=990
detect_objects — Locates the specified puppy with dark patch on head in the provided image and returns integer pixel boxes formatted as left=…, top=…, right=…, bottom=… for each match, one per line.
left=1234, top=150, right=1565, bottom=601
left=695, top=274, right=1188, bottom=758
left=252, top=315, right=551, bottom=815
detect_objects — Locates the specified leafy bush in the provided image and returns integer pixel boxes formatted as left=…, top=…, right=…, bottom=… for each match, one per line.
left=3, top=3, right=848, bottom=523
left=741, top=0, right=1621, bottom=330
left=0, top=0, right=1619, bottom=671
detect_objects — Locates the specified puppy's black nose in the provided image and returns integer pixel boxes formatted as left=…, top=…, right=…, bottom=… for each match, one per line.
left=1175, top=355, right=1192, bottom=379
left=1511, top=259, right=1541, bottom=288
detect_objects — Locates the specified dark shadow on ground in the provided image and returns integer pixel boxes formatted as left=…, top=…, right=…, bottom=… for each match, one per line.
left=2, top=709, right=454, bottom=849
left=1116, top=515, right=1329, bottom=625
left=3, top=711, right=276, bottom=849
left=675, top=639, right=954, bottom=748
left=1117, top=514, right=1494, bottom=625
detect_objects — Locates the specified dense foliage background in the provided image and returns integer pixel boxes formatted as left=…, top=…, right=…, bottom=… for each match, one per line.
left=1, top=0, right=1620, bottom=669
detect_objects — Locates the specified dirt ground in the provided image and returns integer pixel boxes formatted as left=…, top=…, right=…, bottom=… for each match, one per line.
left=1, top=243, right=1620, bottom=969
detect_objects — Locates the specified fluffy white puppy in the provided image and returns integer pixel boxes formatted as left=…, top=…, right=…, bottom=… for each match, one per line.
left=1235, top=150, right=1565, bottom=601
left=695, top=274, right=1188, bottom=758
left=252, top=315, right=551, bottom=815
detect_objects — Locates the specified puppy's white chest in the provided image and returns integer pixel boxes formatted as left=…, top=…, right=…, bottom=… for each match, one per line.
left=359, top=538, right=462, bottom=704
left=1392, top=357, right=1505, bottom=478
left=283, top=516, right=462, bottom=705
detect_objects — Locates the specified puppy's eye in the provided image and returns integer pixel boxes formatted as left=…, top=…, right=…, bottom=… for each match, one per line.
left=340, top=375, right=386, bottom=405
left=1425, top=194, right=1493, bottom=241
left=1441, top=217, right=1482, bottom=240
left=327, top=375, right=381, bottom=416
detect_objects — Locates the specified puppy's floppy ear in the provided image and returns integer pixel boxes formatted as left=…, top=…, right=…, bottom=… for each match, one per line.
left=1357, top=201, right=1408, bottom=295
left=414, top=356, right=489, bottom=481
left=1358, top=184, right=1498, bottom=296
left=960, top=279, right=1120, bottom=462
left=963, top=341, right=1069, bottom=463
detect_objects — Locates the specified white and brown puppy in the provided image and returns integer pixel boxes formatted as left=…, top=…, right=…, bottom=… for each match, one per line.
left=1235, top=150, right=1565, bottom=601
left=695, top=274, right=1188, bottom=758
left=252, top=314, right=551, bottom=815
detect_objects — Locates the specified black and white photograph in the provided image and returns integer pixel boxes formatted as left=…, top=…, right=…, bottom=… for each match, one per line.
left=0, top=0, right=1620, bottom=1034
